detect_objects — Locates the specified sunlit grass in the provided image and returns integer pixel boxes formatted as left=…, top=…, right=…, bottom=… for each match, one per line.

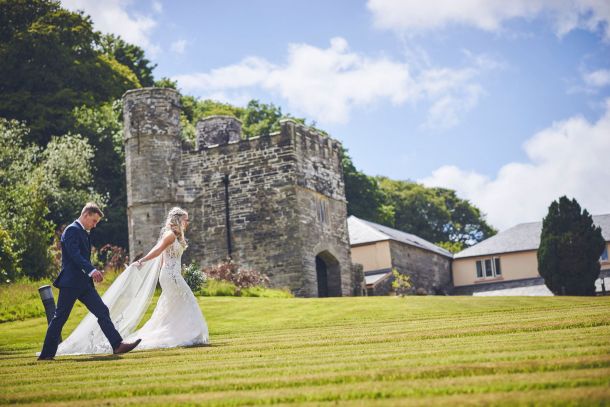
left=0, top=270, right=122, bottom=323
left=0, top=295, right=609, bottom=405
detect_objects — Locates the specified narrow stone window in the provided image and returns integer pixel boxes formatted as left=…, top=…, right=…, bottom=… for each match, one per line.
left=316, top=199, right=328, bottom=224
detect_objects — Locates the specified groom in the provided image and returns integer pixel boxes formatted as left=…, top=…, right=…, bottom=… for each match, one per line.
left=38, top=203, right=140, bottom=360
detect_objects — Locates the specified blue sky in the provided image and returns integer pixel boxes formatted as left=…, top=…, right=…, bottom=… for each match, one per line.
left=62, top=0, right=610, bottom=230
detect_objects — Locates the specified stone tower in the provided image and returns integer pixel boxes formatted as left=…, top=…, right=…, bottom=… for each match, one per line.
left=123, top=88, right=182, bottom=257
left=123, top=87, right=353, bottom=297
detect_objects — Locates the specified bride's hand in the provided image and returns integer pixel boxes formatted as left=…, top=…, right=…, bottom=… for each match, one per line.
left=91, top=270, right=104, bottom=283
left=133, top=259, right=144, bottom=269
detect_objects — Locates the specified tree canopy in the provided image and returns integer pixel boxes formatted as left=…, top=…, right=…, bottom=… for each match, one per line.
left=71, top=101, right=127, bottom=248
left=100, top=34, right=156, bottom=88
left=0, top=0, right=141, bottom=144
left=376, top=177, right=495, bottom=249
left=340, top=153, right=495, bottom=251
left=538, top=196, right=605, bottom=296
left=341, top=149, right=392, bottom=225
left=0, top=119, right=100, bottom=280
left=179, top=97, right=285, bottom=143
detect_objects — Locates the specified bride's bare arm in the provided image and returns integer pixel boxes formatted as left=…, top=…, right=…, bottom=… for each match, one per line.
left=133, top=231, right=176, bottom=267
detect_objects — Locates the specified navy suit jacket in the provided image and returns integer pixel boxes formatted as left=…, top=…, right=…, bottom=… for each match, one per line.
left=54, top=221, right=96, bottom=289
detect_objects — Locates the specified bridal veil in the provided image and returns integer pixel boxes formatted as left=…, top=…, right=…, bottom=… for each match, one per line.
left=55, top=257, right=162, bottom=355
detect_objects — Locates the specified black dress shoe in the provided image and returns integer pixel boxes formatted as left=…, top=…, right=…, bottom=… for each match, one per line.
left=37, top=356, right=54, bottom=361
left=113, top=339, right=141, bottom=354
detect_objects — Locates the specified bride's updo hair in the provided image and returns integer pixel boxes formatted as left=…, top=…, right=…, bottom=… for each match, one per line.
left=160, top=207, right=188, bottom=248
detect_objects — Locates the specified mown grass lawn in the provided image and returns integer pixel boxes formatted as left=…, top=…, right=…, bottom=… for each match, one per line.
left=1, top=294, right=609, bottom=406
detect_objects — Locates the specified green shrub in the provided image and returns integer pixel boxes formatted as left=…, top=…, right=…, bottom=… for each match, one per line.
left=391, top=268, right=412, bottom=296
left=201, top=279, right=293, bottom=298
left=183, top=261, right=206, bottom=293
left=0, top=227, right=20, bottom=284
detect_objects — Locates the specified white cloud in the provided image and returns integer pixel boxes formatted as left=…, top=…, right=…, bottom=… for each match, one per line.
left=174, top=38, right=497, bottom=126
left=367, top=0, right=610, bottom=40
left=422, top=84, right=484, bottom=130
left=420, top=100, right=610, bottom=230
left=61, top=0, right=160, bottom=55
left=170, top=39, right=187, bottom=54
left=175, top=56, right=274, bottom=90
left=415, top=57, right=495, bottom=129
left=152, top=0, right=162, bottom=14
left=583, top=69, right=610, bottom=87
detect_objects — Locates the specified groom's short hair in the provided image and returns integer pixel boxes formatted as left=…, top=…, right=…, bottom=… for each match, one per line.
left=81, top=202, right=104, bottom=218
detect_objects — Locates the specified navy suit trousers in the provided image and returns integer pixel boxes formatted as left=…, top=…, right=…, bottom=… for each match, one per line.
left=39, top=285, right=122, bottom=358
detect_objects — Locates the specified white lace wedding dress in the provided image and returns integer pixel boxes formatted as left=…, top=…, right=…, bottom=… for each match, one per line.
left=54, top=239, right=208, bottom=355
left=125, top=239, right=209, bottom=349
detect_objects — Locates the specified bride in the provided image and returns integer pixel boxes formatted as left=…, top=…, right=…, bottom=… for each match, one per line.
left=55, top=207, right=209, bottom=355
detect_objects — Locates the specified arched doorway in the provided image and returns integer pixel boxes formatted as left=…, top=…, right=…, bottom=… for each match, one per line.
left=315, top=251, right=342, bottom=297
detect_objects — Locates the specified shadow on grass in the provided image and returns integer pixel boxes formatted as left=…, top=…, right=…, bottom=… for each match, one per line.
left=70, top=342, right=219, bottom=361
left=3, top=342, right=221, bottom=363
left=68, top=354, right=122, bottom=362
left=185, top=343, right=217, bottom=348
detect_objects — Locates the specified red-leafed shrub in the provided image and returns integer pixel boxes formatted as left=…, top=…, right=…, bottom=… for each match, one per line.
left=203, top=259, right=269, bottom=293
left=99, top=244, right=129, bottom=272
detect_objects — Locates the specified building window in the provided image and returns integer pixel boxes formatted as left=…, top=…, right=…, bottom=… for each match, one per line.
left=484, top=259, right=493, bottom=277
left=494, top=258, right=502, bottom=275
left=601, top=246, right=608, bottom=261
left=475, top=257, right=502, bottom=279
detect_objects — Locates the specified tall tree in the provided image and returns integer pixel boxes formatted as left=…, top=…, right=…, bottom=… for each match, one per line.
left=341, top=149, right=392, bottom=225
left=100, top=34, right=156, bottom=87
left=538, top=196, right=605, bottom=296
left=240, top=100, right=283, bottom=138
left=0, top=0, right=139, bottom=144
left=376, top=177, right=495, bottom=249
left=0, top=119, right=54, bottom=279
left=71, top=101, right=127, bottom=248
left=435, top=187, right=496, bottom=246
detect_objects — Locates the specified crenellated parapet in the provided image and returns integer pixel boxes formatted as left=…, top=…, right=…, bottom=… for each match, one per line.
left=195, top=115, right=242, bottom=149
left=280, top=120, right=345, bottom=202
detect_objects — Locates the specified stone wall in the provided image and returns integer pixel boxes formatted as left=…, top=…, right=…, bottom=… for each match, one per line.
left=123, top=88, right=352, bottom=297
left=177, top=128, right=304, bottom=292
left=294, top=187, right=353, bottom=296
left=389, top=241, right=452, bottom=295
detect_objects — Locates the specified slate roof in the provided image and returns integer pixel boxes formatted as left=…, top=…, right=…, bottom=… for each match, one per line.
left=347, top=216, right=453, bottom=258
left=454, top=214, right=610, bottom=259
left=364, top=271, right=392, bottom=286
